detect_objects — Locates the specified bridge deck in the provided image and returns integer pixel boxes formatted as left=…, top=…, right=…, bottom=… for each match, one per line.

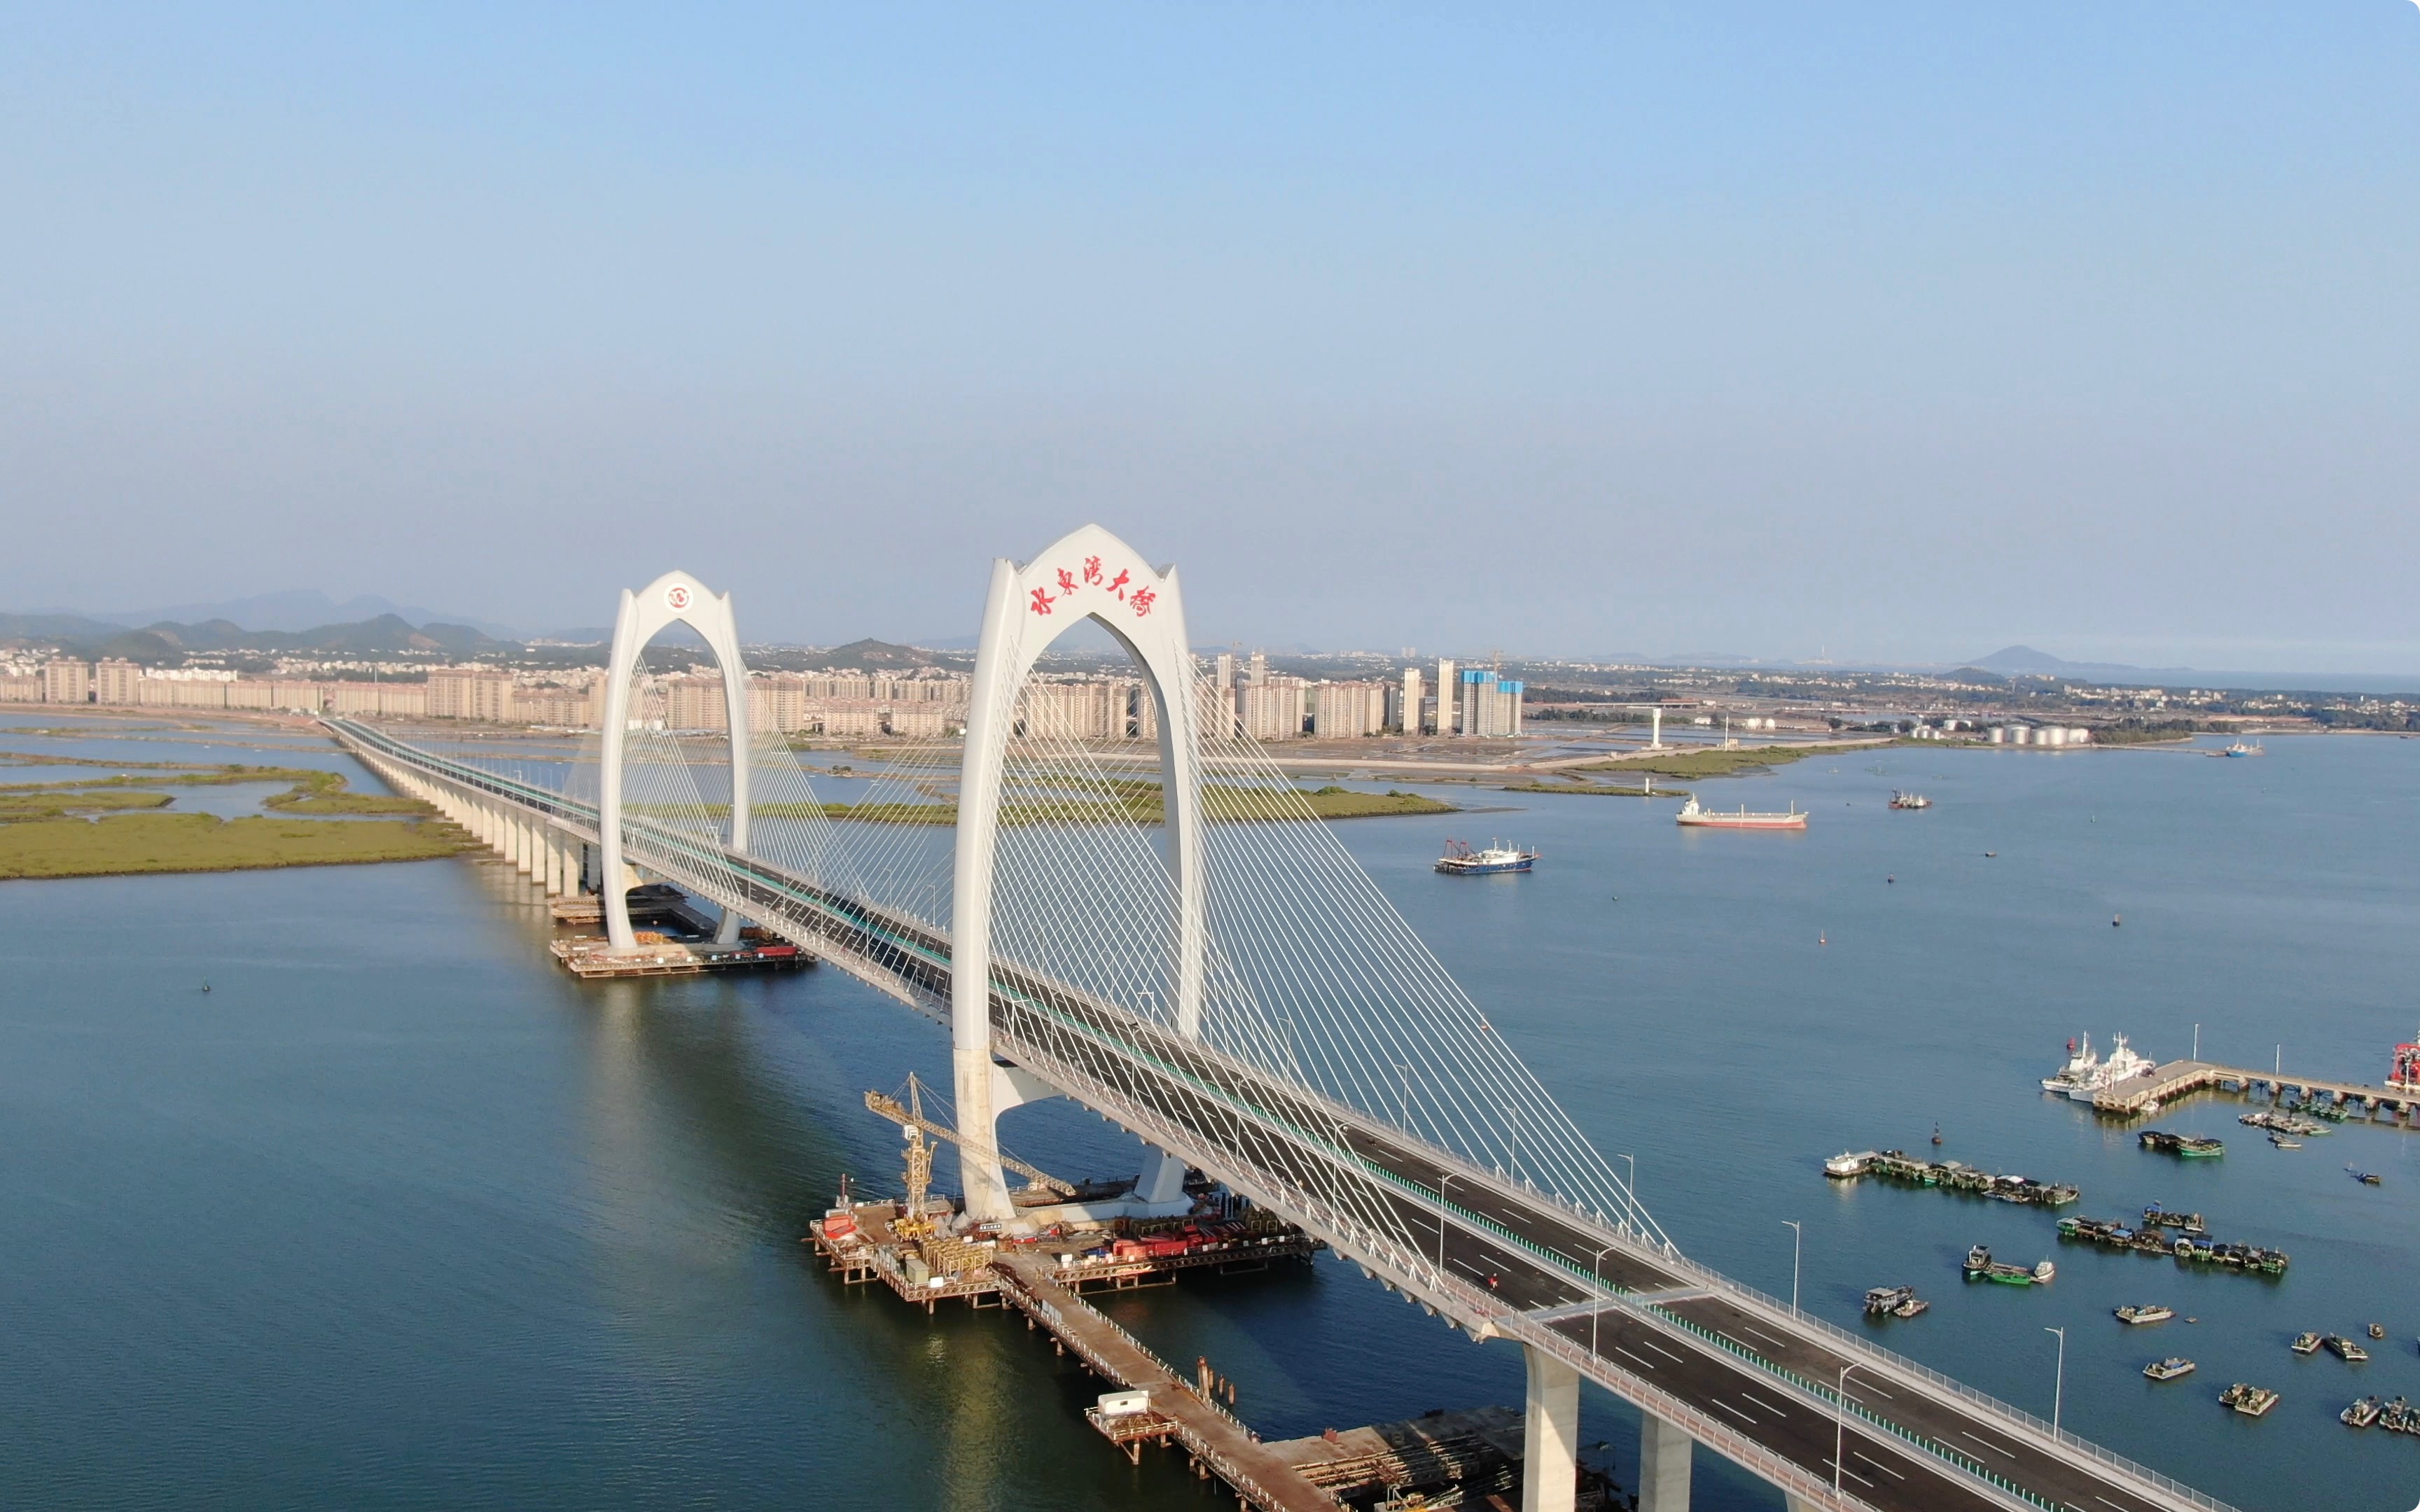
left=333, top=718, right=2239, bottom=1512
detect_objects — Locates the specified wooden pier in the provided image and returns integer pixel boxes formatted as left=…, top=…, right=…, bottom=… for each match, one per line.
left=2092, top=1059, right=2420, bottom=1121
left=992, top=1252, right=1344, bottom=1511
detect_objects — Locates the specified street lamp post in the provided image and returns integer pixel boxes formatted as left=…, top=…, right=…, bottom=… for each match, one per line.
left=1590, top=1242, right=1614, bottom=1355
left=1834, top=1364, right=1857, bottom=1494
left=1437, top=1174, right=1453, bottom=1268
left=1616, top=1152, right=1636, bottom=1236
left=1783, top=1220, right=1802, bottom=1316
left=2045, top=1326, right=2067, bottom=1436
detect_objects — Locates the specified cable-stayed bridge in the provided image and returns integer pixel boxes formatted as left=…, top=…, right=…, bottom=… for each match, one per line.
left=325, top=528, right=2236, bottom=1512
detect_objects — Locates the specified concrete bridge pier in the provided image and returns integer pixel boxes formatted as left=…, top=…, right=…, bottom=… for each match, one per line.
left=1637, top=1412, right=1692, bottom=1512
left=1522, top=1345, right=1578, bottom=1512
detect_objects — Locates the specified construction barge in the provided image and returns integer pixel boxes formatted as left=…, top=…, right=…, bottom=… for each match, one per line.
left=1824, top=1149, right=2078, bottom=1207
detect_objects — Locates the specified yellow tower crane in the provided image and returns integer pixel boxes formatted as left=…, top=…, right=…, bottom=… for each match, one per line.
left=863, top=1075, right=1077, bottom=1228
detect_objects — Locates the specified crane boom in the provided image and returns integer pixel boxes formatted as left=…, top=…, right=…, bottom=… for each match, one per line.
left=864, top=1085, right=1076, bottom=1197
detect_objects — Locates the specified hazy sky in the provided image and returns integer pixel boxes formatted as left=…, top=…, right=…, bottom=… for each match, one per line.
left=5, top=4, right=2416, bottom=668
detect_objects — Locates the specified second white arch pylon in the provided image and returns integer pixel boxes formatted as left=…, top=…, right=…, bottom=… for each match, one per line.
left=949, top=525, right=1209, bottom=1222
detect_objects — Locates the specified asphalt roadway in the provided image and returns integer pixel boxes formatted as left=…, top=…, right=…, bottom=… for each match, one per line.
left=342, top=729, right=2210, bottom=1512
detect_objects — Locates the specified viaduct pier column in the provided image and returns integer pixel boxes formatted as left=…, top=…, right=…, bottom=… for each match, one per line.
left=1521, top=1345, right=1578, bottom=1512
left=1638, top=1413, right=1692, bottom=1512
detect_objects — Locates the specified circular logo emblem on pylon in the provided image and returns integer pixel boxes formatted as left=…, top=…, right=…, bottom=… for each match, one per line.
left=665, top=584, right=693, bottom=612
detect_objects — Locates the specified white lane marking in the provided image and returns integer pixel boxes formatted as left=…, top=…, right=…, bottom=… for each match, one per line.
left=1738, top=1323, right=1790, bottom=1348
left=2094, top=1499, right=2141, bottom=1511
left=1638, top=1337, right=1687, bottom=1364
left=1615, top=1345, right=1664, bottom=1373
left=1711, top=1397, right=1760, bottom=1425
left=1851, top=1376, right=1895, bottom=1400
left=1740, top=1390, right=1792, bottom=1416
left=1852, top=1450, right=1905, bottom=1480
left=1959, top=1429, right=2018, bottom=1460
left=1820, top=1458, right=1874, bottom=1490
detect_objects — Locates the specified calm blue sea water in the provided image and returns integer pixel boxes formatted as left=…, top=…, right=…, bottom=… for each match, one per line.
left=4, top=722, right=2418, bottom=1511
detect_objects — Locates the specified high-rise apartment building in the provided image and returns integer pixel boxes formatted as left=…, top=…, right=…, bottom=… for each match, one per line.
left=1214, top=652, right=1235, bottom=690
left=1435, top=659, right=1458, bottom=735
left=1237, top=678, right=1304, bottom=740
left=426, top=668, right=516, bottom=722
left=1311, top=680, right=1386, bottom=738
left=1399, top=666, right=1422, bottom=734
left=1248, top=650, right=1267, bottom=686
left=1459, top=669, right=1525, bottom=737
left=41, top=659, right=92, bottom=705
left=93, top=659, right=141, bottom=706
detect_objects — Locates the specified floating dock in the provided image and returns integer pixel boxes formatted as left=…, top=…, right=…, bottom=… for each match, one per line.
left=1824, top=1149, right=2078, bottom=1206
left=2092, top=1060, right=2420, bottom=1124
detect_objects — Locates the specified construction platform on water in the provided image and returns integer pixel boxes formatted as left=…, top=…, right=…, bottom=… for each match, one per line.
left=545, top=884, right=817, bottom=979
left=809, top=1203, right=1618, bottom=1511
left=805, top=1075, right=1622, bottom=1511
left=2090, top=1060, right=2420, bottom=1124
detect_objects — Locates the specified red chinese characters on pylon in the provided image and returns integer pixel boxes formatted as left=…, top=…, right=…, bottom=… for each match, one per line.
left=1024, top=561, right=1157, bottom=617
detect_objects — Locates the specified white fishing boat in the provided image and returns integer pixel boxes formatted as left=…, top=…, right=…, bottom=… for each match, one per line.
left=2040, top=1033, right=2160, bottom=1102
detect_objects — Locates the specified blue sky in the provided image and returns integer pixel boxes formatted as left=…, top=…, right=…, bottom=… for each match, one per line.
left=4, top=4, right=2415, bottom=667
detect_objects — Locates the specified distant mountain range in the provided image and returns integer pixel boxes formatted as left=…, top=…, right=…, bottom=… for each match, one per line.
left=60, top=590, right=527, bottom=640
left=0, top=610, right=514, bottom=661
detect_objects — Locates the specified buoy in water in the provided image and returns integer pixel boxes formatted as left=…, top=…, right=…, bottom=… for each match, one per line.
left=201, top=982, right=211, bottom=993
left=1886, top=875, right=1895, bottom=884
left=2113, top=915, right=2122, bottom=927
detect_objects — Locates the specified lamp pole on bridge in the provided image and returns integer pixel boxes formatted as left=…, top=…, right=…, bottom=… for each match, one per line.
left=1782, top=1219, right=1802, bottom=1317
left=1616, top=1152, right=1636, bottom=1237
left=1833, top=1363, right=1857, bottom=1496
left=2045, top=1326, right=2066, bottom=1436
left=1590, top=1242, right=1615, bottom=1357
left=1436, top=1173, right=1453, bottom=1268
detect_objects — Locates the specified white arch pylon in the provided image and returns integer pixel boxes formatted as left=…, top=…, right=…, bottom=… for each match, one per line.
left=950, top=524, right=1208, bottom=1223
left=597, top=570, right=752, bottom=952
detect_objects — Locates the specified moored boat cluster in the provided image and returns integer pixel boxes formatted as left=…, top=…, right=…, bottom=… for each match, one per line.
left=2056, top=1214, right=2290, bottom=1274
left=1823, top=1148, right=2078, bottom=1206
left=2340, top=1396, right=2420, bottom=1434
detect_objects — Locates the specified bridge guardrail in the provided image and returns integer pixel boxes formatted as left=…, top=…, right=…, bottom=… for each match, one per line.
left=340, top=721, right=2233, bottom=1512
